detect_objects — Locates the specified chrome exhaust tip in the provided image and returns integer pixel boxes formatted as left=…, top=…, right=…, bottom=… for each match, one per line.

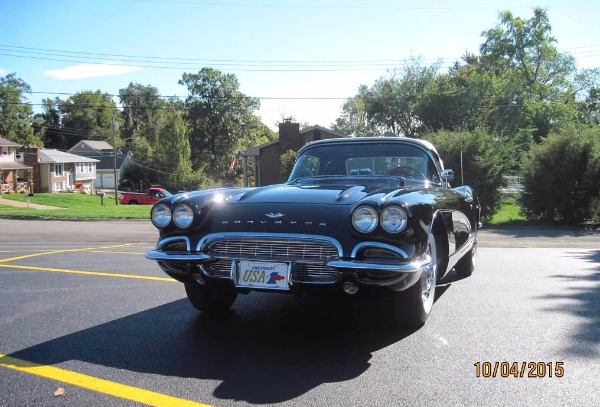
left=342, top=281, right=359, bottom=295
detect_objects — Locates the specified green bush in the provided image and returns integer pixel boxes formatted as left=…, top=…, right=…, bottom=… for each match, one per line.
left=280, top=149, right=297, bottom=180
left=425, top=129, right=508, bottom=220
left=521, top=127, right=600, bottom=224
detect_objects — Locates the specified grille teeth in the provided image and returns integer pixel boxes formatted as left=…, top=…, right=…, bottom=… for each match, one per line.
left=207, top=239, right=340, bottom=283
left=209, top=239, right=338, bottom=260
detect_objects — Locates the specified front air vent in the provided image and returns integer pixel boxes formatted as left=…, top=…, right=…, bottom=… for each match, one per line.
left=162, top=239, right=189, bottom=252
left=361, top=248, right=402, bottom=263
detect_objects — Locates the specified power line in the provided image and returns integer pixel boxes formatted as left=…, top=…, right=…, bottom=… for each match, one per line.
left=117, top=0, right=600, bottom=11
left=1, top=43, right=598, bottom=65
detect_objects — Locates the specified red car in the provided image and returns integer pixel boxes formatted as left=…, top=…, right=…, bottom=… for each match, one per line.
left=119, top=187, right=171, bottom=205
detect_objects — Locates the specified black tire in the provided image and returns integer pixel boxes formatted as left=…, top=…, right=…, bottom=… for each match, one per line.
left=455, top=238, right=477, bottom=278
left=128, top=200, right=138, bottom=205
left=392, top=234, right=438, bottom=328
left=184, top=282, right=238, bottom=313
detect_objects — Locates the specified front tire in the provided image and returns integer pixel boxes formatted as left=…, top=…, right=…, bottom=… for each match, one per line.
left=455, top=238, right=477, bottom=278
left=392, top=234, right=438, bottom=328
left=184, top=282, right=238, bottom=313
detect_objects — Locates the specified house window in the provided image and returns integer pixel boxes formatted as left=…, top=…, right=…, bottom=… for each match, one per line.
left=78, top=163, right=85, bottom=173
left=54, top=164, right=64, bottom=176
left=0, top=147, right=6, bottom=156
left=54, top=182, right=62, bottom=192
left=88, top=163, right=93, bottom=172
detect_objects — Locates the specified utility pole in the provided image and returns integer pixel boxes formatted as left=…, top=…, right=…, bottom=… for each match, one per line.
left=112, top=113, right=119, bottom=205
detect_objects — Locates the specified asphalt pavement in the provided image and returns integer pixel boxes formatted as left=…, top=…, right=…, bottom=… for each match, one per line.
left=0, top=219, right=598, bottom=407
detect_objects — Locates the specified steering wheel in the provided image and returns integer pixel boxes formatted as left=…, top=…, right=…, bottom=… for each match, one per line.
left=387, top=166, right=417, bottom=177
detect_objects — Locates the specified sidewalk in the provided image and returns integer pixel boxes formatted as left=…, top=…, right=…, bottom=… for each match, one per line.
left=0, top=195, right=62, bottom=210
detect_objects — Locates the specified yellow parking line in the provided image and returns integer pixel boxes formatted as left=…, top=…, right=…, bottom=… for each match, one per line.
left=0, top=353, right=213, bottom=407
left=0, top=244, right=144, bottom=264
left=0, top=264, right=175, bottom=282
left=87, top=250, right=147, bottom=255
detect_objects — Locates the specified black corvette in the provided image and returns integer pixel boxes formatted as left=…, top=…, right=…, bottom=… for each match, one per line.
left=146, top=137, right=480, bottom=327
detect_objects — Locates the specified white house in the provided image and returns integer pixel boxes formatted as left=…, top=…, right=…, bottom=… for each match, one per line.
left=35, top=149, right=99, bottom=193
left=68, top=140, right=132, bottom=189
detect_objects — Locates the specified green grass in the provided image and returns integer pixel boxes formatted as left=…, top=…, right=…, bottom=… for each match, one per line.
left=488, top=199, right=533, bottom=227
left=0, top=192, right=549, bottom=227
left=0, top=193, right=151, bottom=219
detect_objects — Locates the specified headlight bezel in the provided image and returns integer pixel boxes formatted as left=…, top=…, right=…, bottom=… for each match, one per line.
left=352, top=205, right=379, bottom=233
left=151, top=203, right=172, bottom=228
left=173, top=204, right=194, bottom=229
left=380, top=205, right=408, bottom=233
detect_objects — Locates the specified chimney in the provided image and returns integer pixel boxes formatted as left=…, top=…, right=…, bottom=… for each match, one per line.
left=278, top=119, right=300, bottom=153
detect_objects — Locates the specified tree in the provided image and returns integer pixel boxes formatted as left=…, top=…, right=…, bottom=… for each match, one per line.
left=0, top=73, right=41, bottom=146
left=280, top=149, right=297, bottom=179
left=521, top=127, right=600, bottom=224
left=479, top=8, right=578, bottom=142
left=155, top=108, right=194, bottom=189
left=179, top=68, right=260, bottom=179
left=333, top=85, right=374, bottom=136
left=59, top=90, right=120, bottom=149
left=334, top=58, right=440, bottom=137
left=118, top=83, right=165, bottom=143
left=425, top=129, right=508, bottom=220
left=576, top=68, right=600, bottom=125
left=33, top=97, right=62, bottom=148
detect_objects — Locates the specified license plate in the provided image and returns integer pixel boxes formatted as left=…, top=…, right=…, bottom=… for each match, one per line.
left=237, top=261, right=290, bottom=290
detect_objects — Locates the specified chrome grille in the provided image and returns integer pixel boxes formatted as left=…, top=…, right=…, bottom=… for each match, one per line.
left=291, top=263, right=339, bottom=284
left=208, top=239, right=338, bottom=260
left=206, top=238, right=340, bottom=284
left=205, top=259, right=232, bottom=278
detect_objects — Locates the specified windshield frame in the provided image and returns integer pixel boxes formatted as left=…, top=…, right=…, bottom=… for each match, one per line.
left=288, top=140, right=443, bottom=185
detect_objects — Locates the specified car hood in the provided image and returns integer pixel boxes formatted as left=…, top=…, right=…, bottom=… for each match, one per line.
left=226, top=179, right=417, bottom=206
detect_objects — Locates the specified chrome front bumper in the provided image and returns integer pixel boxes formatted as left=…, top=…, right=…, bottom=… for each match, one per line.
left=146, top=233, right=428, bottom=289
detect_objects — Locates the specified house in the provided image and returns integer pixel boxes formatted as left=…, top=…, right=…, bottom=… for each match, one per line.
left=68, top=140, right=132, bottom=189
left=22, top=148, right=99, bottom=193
left=241, top=120, right=348, bottom=186
left=0, top=137, right=33, bottom=194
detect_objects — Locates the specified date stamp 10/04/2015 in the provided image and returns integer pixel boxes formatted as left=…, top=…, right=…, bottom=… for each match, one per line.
left=474, top=362, right=564, bottom=378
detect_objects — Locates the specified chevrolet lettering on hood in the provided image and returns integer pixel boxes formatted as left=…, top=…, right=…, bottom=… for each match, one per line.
left=146, top=137, right=480, bottom=328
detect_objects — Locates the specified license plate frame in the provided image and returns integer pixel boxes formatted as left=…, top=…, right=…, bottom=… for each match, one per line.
left=236, top=261, right=290, bottom=290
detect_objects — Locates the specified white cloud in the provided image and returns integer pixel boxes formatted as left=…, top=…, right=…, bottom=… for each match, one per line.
left=0, top=67, right=9, bottom=76
left=44, top=63, right=142, bottom=80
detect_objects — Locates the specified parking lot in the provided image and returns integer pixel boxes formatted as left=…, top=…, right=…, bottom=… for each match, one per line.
left=1, top=219, right=599, bottom=407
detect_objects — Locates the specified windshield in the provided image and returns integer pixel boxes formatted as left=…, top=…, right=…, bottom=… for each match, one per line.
left=288, top=142, right=440, bottom=183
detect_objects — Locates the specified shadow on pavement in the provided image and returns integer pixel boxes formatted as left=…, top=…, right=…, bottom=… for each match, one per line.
left=542, top=250, right=600, bottom=358
left=5, top=291, right=442, bottom=404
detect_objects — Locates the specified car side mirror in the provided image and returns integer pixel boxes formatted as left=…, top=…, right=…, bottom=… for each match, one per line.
left=441, top=169, right=454, bottom=185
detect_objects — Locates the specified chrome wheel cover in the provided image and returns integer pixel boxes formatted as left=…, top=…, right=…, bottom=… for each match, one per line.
left=421, top=237, right=437, bottom=313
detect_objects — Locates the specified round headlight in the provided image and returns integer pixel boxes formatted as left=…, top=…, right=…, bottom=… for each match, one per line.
left=352, top=206, right=378, bottom=233
left=173, top=204, right=194, bottom=229
left=381, top=206, right=407, bottom=233
left=151, top=203, right=172, bottom=228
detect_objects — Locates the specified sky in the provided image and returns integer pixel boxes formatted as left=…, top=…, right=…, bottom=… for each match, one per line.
left=1, top=0, right=600, bottom=131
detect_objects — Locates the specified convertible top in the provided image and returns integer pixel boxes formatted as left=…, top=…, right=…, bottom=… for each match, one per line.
left=298, top=137, right=444, bottom=169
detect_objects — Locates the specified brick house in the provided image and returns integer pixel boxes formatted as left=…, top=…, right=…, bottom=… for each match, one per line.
left=23, top=148, right=99, bottom=193
left=242, top=121, right=347, bottom=186
left=0, top=136, right=33, bottom=194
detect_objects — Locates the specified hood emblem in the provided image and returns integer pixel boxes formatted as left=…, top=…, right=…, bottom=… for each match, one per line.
left=265, top=212, right=286, bottom=219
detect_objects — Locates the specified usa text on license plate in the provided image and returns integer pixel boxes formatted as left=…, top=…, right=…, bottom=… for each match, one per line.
left=237, top=261, right=289, bottom=290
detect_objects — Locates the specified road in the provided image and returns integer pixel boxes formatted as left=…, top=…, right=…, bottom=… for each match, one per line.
left=0, top=219, right=599, bottom=406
